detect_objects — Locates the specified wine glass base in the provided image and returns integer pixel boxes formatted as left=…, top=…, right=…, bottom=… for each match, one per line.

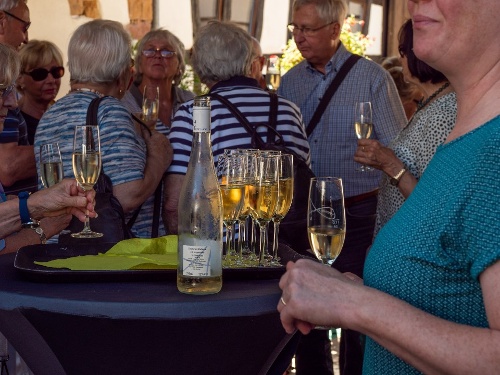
left=70, top=231, right=103, bottom=239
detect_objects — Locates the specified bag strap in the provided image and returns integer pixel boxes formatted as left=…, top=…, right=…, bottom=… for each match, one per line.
left=266, top=92, right=281, bottom=145
left=86, top=96, right=144, bottom=229
left=306, top=54, right=362, bottom=137
left=209, top=92, right=284, bottom=149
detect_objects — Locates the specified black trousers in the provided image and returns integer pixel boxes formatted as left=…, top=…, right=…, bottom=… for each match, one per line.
left=294, top=195, right=377, bottom=375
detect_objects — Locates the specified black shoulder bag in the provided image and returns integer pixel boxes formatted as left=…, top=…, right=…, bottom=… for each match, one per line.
left=210, top=92, right=315, bottom=256
left=59, top=97, right=137, bottom=244
left=306, top=53, right=362, bottom=136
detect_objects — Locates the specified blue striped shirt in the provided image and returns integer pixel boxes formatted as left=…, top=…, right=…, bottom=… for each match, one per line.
left=167, top=76, right=311, bottom=175
left=35, top=91, right=165, bottom=239
left=278, top=43, right=406, bottom=197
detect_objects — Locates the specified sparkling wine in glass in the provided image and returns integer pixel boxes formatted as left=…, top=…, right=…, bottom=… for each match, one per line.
left=354, top=101, right=374, bottom=172
left=270, top=154, right=294, bottom=266
left=142, top=85, right=159, bottom=124
left=217, top=153, right=245, bottom=267
left=266, top=55, right=281, bottom=92
left=307, top=177, right=346, bottom=266
left=40, top=143, right=64, bottom=188
left=248, top=154, right=279, bottom=266
left=71, top=125, right=102, bottom=238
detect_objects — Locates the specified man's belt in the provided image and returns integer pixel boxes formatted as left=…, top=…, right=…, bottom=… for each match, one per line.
left=345, top=189, right=379, bottom=208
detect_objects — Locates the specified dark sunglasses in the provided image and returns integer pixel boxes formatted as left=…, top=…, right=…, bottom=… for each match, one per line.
left=3, top=10, right=31, bottom=33
left=142, top=48, right=176, bottom=58
left=24, top=66, right=65, bottom=81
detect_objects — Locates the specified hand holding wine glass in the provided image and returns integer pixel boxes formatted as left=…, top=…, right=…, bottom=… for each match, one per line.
left=71, top=125, right=102, bottom=238
left=354, top=101, right=374, bottom=172
left=39, top=143, right=64, bottom=188
left=266, top=55, right=281, bottom=92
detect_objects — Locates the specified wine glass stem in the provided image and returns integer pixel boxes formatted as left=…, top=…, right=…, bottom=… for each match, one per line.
left=238, top=219, right=247, bottom=255
left=81, top=211, right=92, bottom=233
left=226, top=225, right=235, bottom=257
left=258, top=223, right=269, bottom=266
left=272, top=221, right=280, bottom=260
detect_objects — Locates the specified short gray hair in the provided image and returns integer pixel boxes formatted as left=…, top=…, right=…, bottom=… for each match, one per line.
left=293, top=0, right=347, bottom=25
left=0, top=43, right=20, bottom=85
left=191, top=21, right=253, bottom=86
left=68, top=19, right=131, bottom=85
left=0, top=0, right=27, bottom=11
left=134, top=28, right=186, bottom=86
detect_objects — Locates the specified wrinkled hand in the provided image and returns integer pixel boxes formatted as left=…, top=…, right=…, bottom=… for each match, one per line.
left=277, top=259, right=363, bottom=335
left=354, top=139, right=402, bottom=174
left=28, top=179, right=96, bottom=222
left=40, top=214, right=73, bottom=238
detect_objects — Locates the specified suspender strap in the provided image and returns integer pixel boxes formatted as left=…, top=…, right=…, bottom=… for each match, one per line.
left=306, top=54, right=362, bottom=137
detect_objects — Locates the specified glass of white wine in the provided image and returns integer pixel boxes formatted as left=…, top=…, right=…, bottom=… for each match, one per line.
left=71, top=124, right=103, bottom=238
left=217, top=153, right=245, bottom=267
left=266, top=55, right=281, bottom=92
left=248, top=154, right=279, bottom=267
left=354, top=101, right=374, bottom=172
left=142, top=85, right=159, bottom=126
left=307, top=177, right=346, bottom=266
left=270, top=153, right=294, bottom=266
left=39, top=143, right=64, bottom=188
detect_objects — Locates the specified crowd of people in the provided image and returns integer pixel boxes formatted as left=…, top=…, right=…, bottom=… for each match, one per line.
left=1, top=0, right=499, bottom=374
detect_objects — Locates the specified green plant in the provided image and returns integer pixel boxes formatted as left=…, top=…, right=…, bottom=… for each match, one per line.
left=280, top=15, right=373, bottom=74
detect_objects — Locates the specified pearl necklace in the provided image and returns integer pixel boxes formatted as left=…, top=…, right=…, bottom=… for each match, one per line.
left=70, top=87, right=105, bottom=97
left=417, top=82, right=450, bottom=111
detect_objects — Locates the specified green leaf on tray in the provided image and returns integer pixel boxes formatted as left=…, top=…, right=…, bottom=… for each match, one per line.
left=34, top=236, right=178, bottom=271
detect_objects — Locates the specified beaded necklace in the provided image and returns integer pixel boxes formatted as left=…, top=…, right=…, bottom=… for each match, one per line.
left=70, top=87, right=105, bottom=97
left=416, top=82, right=450, bottom=111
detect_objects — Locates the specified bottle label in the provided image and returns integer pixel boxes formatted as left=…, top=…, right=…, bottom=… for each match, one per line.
left=182, top=245, right=212, bottom=276
left=193, top=107, right=211, bottom=132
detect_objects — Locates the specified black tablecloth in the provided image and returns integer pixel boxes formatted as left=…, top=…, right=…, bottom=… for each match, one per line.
left=0, top=252, right=297, bottom=375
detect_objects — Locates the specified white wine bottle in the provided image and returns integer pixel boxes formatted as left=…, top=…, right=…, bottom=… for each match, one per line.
left=177, top=96, right=223, bottom=294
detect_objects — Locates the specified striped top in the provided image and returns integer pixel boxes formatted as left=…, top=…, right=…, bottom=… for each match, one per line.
left=278, top=43, right=406, bottom=197
left=167, top=76, right=311, bottom=175
left=35, top=91, right=165, bottom=239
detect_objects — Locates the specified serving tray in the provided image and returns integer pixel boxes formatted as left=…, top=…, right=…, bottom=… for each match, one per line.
left=14, top=243, right=288, bottom=283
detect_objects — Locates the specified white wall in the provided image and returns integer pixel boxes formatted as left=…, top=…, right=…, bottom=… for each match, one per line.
left=27, top=0, right=291, bottom=99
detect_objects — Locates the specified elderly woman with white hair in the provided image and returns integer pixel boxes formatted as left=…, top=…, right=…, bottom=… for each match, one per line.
left=34, top=19, right=172, bottom=239
left=163, top=20, right=310, bottom=234
left=122, top=28, right=194, bottom=136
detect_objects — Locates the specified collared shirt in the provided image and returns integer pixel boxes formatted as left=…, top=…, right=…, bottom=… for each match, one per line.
left=167, top=76, right=311, bottom=176
left=278, top=43, right=406, bottom=197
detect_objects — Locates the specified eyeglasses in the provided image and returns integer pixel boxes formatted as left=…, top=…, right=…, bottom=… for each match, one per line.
left=142, top=48, right=176, bottom=59
left=3, top=10, right=31, bottom=33
left=287, top=22, right=334, bottom=37
left=0, top=84, right=15, bottom=99
left=23, top=66, right=65, bottom=81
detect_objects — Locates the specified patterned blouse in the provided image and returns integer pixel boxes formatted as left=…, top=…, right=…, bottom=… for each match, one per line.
left=374, top=91, right=457, bottom=237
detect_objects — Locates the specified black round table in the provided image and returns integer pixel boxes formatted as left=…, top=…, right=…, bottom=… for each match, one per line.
left=0, top=252, right=298, bottom=375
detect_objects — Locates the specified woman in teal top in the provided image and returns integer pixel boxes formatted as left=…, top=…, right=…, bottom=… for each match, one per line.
left=276, top=1, right=500, bottom=373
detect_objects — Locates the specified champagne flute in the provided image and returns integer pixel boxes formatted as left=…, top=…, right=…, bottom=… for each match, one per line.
left=307, top=177, right=346, bottom=266
left=230, top=149, right=259, bottom=265
left=71, top=125, right=103, bottom=238
left=142, top=85, right=159, bottom=125
left=270, top=154, right=294, bottom=266
left=354, top=101, right=374, bottom=172
left=217, top=153, right=245, bottom=267
left=248, top=154, right=279, bottom=267
left=39, top=143, right=64, bottom=188
left=266, top=55, right=281, bottom=92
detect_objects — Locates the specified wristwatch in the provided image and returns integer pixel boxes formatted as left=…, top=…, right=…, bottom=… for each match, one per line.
left=22, top=221, right=47, bottom=244
left=390, top=168, right=407, bottom=186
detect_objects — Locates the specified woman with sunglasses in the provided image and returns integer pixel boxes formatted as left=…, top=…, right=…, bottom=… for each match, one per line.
left=17, top=40, right=64, bottom=144
left=122, top=28, right=194, bottom=136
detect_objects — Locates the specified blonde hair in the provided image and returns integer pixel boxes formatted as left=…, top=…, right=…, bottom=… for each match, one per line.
left=0, top=43, right=20, bottom=86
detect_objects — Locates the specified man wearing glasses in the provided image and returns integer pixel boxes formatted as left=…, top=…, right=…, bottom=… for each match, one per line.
left=0, top=0, right=37, bottom=196
left=278, top=1, right=406, bottom=375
